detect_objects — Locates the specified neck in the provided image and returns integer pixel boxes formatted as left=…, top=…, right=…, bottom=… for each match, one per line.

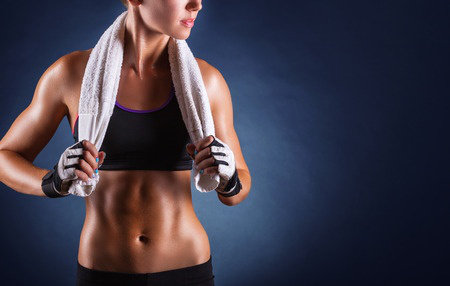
left=123, top=10, right=171, bottom=79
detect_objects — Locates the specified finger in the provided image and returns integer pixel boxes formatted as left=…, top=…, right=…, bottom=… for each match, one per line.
left=193, top=135, right=215, bottom=164
left=194, top=146, right=213, bottom=166
left=83, top=149, right=98, bottom=170
left=75, top=169, right=90, bottom=182
left=203, top=165, right=219, bottom=176
left=194, top=135, right=215, bottom=154
left=98, top=151, right=106, bottom=167
left=196, top=156, right=216, bottom=172
left=79, top=158, right=95, bottom=179
left=82, top=140, right=99, bottom=160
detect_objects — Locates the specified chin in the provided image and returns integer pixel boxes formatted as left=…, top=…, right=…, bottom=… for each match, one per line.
left=167, top=26, right=192, bottom=40
left=170, top=32, right=191, bottom=41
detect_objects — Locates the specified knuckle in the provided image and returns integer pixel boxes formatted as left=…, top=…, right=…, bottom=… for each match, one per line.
left=79, top=172, right=87, bottom=181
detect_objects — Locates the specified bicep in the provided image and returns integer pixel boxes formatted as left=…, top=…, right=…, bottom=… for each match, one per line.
left=0, top=60, right=68, bottom=163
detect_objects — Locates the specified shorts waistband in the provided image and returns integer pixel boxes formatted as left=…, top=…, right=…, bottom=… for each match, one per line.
left=76, top=255, right=213, bottom=284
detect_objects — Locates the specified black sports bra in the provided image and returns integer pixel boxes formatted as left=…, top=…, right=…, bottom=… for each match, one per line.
left=72, top=82, right=193, bottom=171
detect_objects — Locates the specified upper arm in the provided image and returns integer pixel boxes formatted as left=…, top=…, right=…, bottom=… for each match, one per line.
left=0, top=53, right=74, bottom=162
left=195, top=57, right=250, bottom=173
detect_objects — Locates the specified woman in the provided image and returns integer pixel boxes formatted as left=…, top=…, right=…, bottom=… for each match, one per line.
left=0, top=0, right=251, bottom=285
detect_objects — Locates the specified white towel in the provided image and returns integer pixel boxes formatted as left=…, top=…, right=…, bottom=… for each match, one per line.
left=67, top=10, right=220, bottom=197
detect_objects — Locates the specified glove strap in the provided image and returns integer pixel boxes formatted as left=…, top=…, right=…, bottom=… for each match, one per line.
left=41, top=164, right=70, bottom=198
left=216, top=170, right=242, bottom=197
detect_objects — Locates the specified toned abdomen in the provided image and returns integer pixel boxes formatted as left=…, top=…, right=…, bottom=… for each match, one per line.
left=77, top=169, right=211, bottom=273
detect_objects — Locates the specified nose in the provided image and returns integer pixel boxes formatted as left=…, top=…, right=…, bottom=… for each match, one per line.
left=187, top=0, right=202, bottom=12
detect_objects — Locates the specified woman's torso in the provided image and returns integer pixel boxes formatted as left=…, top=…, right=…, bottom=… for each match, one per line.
left=65, top=49, right=211, bottom=273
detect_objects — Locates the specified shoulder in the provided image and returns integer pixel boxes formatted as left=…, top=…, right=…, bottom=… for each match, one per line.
left=52, top=48, right=93, bottom=85
left=40, top=49, right=92, bottom=94
left=47, top=49, right=93, bottom=111
left=195, top=57, right=217, bottom=77
left=31, top=50, right=90, bottom=110
left=195, top=57, right=232, bottom=110
left=195, top=57, right=226, bottom=90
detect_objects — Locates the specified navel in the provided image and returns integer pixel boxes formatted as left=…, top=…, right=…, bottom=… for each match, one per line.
left=137, top=234, right=150, bottom=244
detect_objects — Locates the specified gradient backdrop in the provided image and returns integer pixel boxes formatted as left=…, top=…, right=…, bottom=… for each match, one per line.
left=0, top=1, right=448, bottom=285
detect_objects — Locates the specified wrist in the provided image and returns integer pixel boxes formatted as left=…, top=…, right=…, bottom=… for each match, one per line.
left=216, top=169, right=242, bottom=197
left=59, top=180, right=72, bottom=196
left=41, top=164, right=70, bottom=198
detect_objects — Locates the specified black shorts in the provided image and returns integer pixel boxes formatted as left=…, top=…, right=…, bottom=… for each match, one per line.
left=76, top=255, right=215, bottom=286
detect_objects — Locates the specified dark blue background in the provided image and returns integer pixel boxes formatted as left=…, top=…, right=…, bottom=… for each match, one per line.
left=0, top=0, right=449, bottom=285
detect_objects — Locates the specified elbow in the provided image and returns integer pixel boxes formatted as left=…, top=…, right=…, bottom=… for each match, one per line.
left=217, top=192, right=235, bottom=206
left=217, top=186, right=251, bottom=207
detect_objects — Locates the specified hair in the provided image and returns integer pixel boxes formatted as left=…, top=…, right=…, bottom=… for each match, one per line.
left=120, top=0, right=128, bottom=8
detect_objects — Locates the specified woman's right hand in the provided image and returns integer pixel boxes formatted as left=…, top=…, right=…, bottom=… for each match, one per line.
left=57, top=139, right=106, bottom=183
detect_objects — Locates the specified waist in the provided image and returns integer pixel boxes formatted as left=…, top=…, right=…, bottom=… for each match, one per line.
left=78, top=215, right=211, bottom=273
left=78, top=170, right=211, bottom=273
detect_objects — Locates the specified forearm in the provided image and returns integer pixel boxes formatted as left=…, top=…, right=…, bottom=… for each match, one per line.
left=0, top=150, right=49, bottom=197
left=216, top=168, right=251, bottom=206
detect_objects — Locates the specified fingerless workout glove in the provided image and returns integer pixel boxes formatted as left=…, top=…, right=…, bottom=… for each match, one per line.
left=41, top=140, right=84, bottom=198
left=207, top=136, right=242, bottom=197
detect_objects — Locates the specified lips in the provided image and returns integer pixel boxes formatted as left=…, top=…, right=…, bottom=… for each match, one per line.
left=181, top=18, right=195, bottom=28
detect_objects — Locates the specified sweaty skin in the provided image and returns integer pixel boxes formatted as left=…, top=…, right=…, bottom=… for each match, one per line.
left=65, top=46, right=251, bottom=272
left=68, top=49, right=208, bottom=273
left=0, top=48, right=251, bottom=273
left=0, top=0, right=251, bottom=274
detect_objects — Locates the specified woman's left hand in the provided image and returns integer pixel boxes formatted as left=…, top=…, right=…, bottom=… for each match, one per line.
left=186, top=135, right=236, bottom=192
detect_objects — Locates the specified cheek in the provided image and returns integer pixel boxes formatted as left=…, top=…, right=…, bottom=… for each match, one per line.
left=149, top=4, right=181, bottom=27
left=140, top=1, right=186, bottom=34
left=165, top=2, right=185, bottom=27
